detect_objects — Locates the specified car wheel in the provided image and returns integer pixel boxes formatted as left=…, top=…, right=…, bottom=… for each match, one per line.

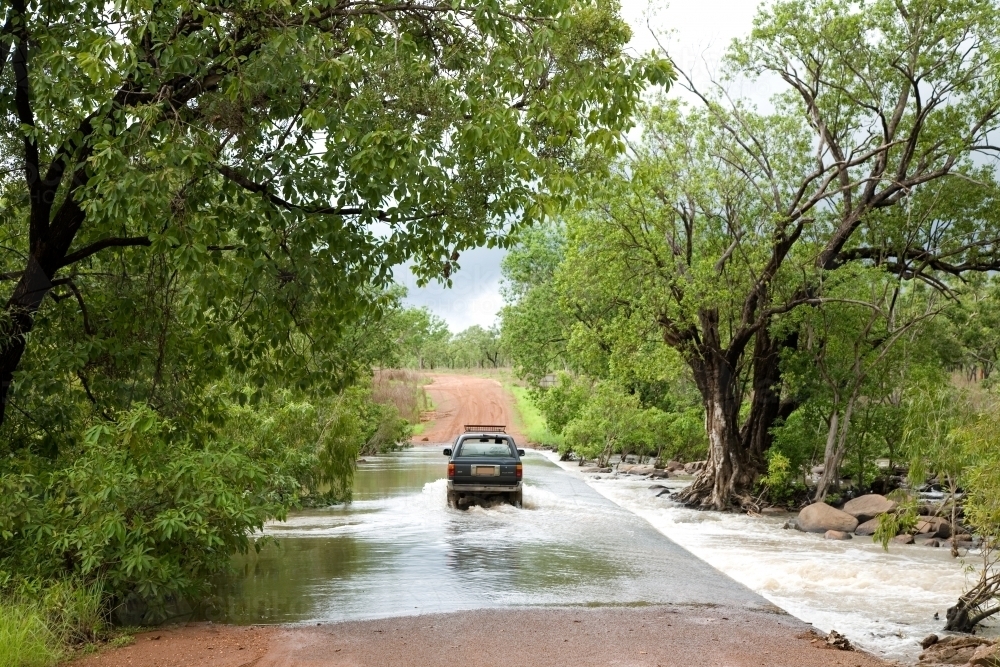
left=447, top=490, right=457, bottom=508
left=511, top=490, right=523, bottom=508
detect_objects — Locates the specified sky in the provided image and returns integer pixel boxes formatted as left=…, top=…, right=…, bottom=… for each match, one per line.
left=396, top=1, right=766, bottom=332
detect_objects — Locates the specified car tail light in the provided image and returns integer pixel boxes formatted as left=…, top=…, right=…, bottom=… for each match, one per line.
left=515, top=464, right=522, bottom=480
left=448, top=463, right=455, bottom=478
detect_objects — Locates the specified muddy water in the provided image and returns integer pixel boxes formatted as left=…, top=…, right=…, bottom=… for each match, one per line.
left=214, top=447, right=766, bottom=626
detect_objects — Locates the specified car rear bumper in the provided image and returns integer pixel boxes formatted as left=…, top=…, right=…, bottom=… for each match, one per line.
left=448, top=482, right=522, bottom=493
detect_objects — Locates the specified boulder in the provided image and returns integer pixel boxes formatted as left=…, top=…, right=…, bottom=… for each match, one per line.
left=824, top=530, right=853, bottom=540
left=916, top=517, right=953, bottom=539
left=648, top=469, right=672, bottom=479
left=854, top=518, right=881, bottom=536
left=580, top=466, right=612, bottom=473
left=796, top=502, right=859, bottom=534
left=625, top=465, right=655, bottom=476
left=665, top=460, right=685, bottom=472
left=760, top=507, right=788, bottom=516
left=648, top=484, right=667, bottom=490
left=921, top=634, right=939, bottom=650
left=969, top=642, right=1000, bottom=667
left=893, top=534, right=915, bottom=545
left=918, top=635, right=991, bottom=665
left=656, top=489, right=672, bottom=498
left=920, top=538, right=942, bottom=548
left=842, top=494, right=897, bottom=522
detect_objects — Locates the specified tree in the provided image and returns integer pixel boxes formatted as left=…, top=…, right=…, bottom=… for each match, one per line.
left=563, top=0, right=1000, bottom=509
left=0, top=0, right=667, bottom=426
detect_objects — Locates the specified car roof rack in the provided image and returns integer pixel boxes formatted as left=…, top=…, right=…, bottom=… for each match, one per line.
left=464, top=424, right=506, bottom=433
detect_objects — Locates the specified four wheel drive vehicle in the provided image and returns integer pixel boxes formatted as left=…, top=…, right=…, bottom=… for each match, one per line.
left=444, top=425, right=525, bottom=509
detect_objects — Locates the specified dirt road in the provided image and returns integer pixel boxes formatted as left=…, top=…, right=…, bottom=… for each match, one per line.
left=76, top=606, right=894, bottom=667
left=415, top=373, right=523, bottom=443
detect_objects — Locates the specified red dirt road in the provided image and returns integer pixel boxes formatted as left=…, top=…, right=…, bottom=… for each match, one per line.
left=74, top=606, right=895, bottom=667
left=414, top=373, right=524, bottom=443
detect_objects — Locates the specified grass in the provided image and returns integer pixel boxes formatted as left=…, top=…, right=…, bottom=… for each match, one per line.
left=0, top=600, right=60, bottom=667
left=507, top=384, right=563, bottom=448
left=0, top=580, right=136, bottom=667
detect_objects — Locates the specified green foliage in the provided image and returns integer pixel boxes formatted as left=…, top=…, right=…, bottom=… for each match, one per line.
left=0, top=408, right=299, bottom=606
left=757, top=451, right=805, bottom=504
left=875, top=491, right=919, bottom=550
left=533, top=372, right=591, bottom=435
left=507, top=385, right=563, bottom=447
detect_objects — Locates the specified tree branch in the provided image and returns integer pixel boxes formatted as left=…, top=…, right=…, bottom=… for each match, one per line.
left=59, top=236, right=152, bottom=267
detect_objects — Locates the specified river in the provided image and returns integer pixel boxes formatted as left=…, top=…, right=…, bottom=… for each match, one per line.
left=214, top=446, right=982, bottom=664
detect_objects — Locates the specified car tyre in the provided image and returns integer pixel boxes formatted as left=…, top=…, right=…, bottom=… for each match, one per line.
left=511, top=489, right=523, bottom=508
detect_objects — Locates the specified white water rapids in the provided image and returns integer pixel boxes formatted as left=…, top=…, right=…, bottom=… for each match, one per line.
left=542, top=451, right=992, bottom=663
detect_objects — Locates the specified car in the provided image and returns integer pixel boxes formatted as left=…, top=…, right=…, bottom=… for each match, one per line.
left=444, top=425, right=525, bottom=509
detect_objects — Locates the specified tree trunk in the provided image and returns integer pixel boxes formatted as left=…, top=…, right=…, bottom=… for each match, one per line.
left=675, top=352, right=754, bottom=510
left=1, top=257, right=56, bottom=425
left=813, top=397, right=855, bottom=502
left=675, top=327, right=797, bottom=510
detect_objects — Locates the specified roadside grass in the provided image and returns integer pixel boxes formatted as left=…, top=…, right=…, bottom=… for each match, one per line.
left=507, top=384, right=563, bottom=448
left=0, top=580, right=138, bottom=667
left=0, top=599, right=60, bottom=667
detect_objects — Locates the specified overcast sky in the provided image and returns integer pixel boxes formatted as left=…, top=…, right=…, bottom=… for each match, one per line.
left=395, top=1, right=766, bottom=332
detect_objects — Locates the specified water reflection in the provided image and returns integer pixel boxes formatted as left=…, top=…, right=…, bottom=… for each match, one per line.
left=212, top=447, right=761, bottom=624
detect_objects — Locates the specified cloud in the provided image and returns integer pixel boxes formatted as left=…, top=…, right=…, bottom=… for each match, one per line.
left=394, top=246, right=507, bottom=333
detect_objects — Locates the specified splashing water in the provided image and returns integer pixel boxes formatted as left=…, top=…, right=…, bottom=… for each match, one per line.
left=542, top=452, right=991, bottom=662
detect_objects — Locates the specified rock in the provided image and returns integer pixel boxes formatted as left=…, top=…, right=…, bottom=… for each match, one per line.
left=656, top=489, right=672, bottom=497
left=684, top=461, right=706, bottom=473
left=921, top=634, right=939, bottom=649
left=826, top=630, right=852, bottom=650
left=916, top=517, right=952, bottom=539
left=648, top=469, right=672, bottom=479
left=796, top=502, right=860, bottom=534
left=842, top=494, right=897, bottom=522
left=893, top=534, right=915, bottom=545
left=969, top=642, right=1000, bottom=666
left=760, top=507, right=787, bottom=515
left=580, top=467, right=611, bottom=473
left=665, top=460, right=685, bottom=472
left=921, top=538, right=942, bottom=548
left=824, top=530, right=853, bottom=540
left=648, top=484, right=667, bottom=490
left=782, top=519, right=798, bottom=530
left=854, top=518, right=881, bottom=536
left=918, top=635, right=991, bottom=664
left=811, top=465, right=825, bottom=476
left=625, top=465, right=655, bottom=476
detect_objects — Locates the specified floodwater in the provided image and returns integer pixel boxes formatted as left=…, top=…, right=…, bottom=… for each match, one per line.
left=543, top=453, right=989, bottom=663
left=214, top=446, right=980, bottom=663
left=213, top=447, right=765, bottom=626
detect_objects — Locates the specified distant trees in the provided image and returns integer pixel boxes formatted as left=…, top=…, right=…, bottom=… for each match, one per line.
left=390, top=307, right=506, bottom=370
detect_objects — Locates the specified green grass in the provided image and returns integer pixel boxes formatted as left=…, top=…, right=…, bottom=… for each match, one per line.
left=507, top=384, right=563, bottom=447
left=0, top=600, right=60, bottom=667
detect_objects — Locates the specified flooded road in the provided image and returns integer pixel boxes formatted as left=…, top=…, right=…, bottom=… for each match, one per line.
left=214, top=447, right=767, bottom=624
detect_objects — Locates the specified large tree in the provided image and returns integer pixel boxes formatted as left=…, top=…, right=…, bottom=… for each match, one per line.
left=564, top=0, right=1000, bottom=509
left=0, top=0, right=665, bottom=426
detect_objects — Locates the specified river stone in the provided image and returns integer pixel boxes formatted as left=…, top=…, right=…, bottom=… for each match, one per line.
left=824, top=530, right=852, bottom=540
left=893, top=534, right=915, bottom=545
left=969, top=642, right=1000, bottom=666
left=918, top=635, right=991, bottom=665
left=854, top=518, right=881, bottom=536
left=796, top=502, right=859, bottom=534
left=842, top=494, right=897, bottom=522
left=916, top=517, right=952, bottom=538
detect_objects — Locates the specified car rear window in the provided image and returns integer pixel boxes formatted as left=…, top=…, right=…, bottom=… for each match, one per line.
left=457, top=439, right=514, bottom=458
